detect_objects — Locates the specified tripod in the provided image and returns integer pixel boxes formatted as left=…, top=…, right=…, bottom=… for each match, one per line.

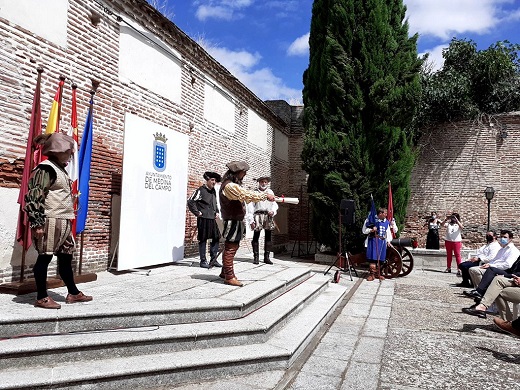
left=324, top=212, right=358, bottom=281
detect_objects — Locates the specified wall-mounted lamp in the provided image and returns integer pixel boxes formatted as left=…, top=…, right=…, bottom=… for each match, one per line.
left=90, top=11, right=101, bottom=26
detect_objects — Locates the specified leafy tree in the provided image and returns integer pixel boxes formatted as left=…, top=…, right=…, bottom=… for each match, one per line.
left=420, top=38, right=520, bottom=125
left=302, top=0, right=423, bottom=251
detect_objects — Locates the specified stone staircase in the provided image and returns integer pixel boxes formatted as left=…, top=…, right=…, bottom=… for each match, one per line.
left=0, top=262, right=354, bottom=389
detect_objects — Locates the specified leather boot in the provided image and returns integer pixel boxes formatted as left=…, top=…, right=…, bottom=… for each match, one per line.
left=252, top=241, right=259, bottom=264
left=222, top=242, right=243, bottom=286
left=198, top=241, right=209, bottom=268
left=375, top=262, right=385, bottom=281
left=264, top=241, right=273, bottom=265
left=208, top=240, right=222, bottom=268
left=367, top=263, right=376, bottom=282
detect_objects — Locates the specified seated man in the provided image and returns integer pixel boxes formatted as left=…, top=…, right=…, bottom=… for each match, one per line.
left=468, top=230, right=519, bottom=288
left=462, top=274, right=520, bottom=320
left=456, top=231, right=500, bottom=287
left=464, top=255, right=520, bottom=299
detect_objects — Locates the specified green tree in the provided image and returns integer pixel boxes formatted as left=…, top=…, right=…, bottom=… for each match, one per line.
left=302, top=0, right=422, bottom=250
left=420, top=38, right=520, bottom=125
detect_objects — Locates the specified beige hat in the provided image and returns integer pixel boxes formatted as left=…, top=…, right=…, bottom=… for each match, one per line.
left=226, top=161, right=250, bottom=173
left=41, top=133, right=75, bottom=156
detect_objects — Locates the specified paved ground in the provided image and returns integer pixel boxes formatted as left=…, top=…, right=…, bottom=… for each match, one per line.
left=2, top=253, right=519, bottom=389
left=167, top=259, right=520, bottom=390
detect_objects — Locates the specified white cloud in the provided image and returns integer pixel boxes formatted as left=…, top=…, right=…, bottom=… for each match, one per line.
left=205, top=46, right=262, bottom=71
left=195, top=0, right=253, bottom=21
left=287, top=33, right=309, bottom=56
left=195, top=5, right=233, bottom=21
left=405, top=0, right=508, bottom=39
left=419, top=44, right=448, bottom=72
left=221, top=0, right=253, bottom=7
left=201, top=43, right=302, bottom=102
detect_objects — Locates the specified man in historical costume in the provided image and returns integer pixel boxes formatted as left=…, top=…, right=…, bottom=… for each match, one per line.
left=362, top=207, right=397, bottom=281
left=187, top=171, right=222, bottom=268
left=246, top=176, right=278, bottom=265
left=25, top=132, right=93, bottom=309
left=219, top=161, right=276, bottom=287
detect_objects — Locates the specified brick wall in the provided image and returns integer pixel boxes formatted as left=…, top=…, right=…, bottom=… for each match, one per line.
left=403, top=113, right=520, bottom=249
left=265, top=101, right=314, bottom=255
left=0, top=0, right=297, bottom=282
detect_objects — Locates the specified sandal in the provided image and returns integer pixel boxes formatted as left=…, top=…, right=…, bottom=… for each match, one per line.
left=444, top=268, right=451, bottom=273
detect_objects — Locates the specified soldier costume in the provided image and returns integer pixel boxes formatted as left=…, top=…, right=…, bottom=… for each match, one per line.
left=187, top=171, right=222, bottom=268
left=219, top=161, right=276, bottom=287
left=246, top=176, right=278, bottom=264
left=25, top=132, right=93, bottom=309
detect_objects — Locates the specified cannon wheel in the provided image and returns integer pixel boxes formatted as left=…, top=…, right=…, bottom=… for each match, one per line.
left=381, top=245, right=402, bottom=279
left=398, top=246, right=414, bottom=277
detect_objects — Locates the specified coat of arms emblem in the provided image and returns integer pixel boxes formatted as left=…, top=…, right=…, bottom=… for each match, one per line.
left=153, top=132, right=167, bottom=172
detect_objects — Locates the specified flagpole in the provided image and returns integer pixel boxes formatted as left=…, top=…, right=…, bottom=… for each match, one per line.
left=78, top=88, right=96, bottom=276
left=57, top=75, right=66, bottom=131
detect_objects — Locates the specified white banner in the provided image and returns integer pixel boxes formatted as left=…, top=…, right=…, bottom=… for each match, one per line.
left=118, top=113, right=189, bottom=270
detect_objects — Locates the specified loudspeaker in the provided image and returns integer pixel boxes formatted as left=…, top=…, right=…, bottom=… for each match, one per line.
left=340, top=199, right=355, bottom=226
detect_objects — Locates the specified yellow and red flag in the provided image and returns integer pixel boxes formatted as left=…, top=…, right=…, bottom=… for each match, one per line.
left=65, top=84, right=80, bottom=237
left=45, top=77, right=65, bottom=134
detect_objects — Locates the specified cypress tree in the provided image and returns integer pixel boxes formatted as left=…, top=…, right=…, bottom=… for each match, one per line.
left=302, top=0, right=422, bottom=250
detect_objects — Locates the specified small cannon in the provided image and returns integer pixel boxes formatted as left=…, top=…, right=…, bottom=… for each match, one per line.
left=348, top=237, right=415, bottom=278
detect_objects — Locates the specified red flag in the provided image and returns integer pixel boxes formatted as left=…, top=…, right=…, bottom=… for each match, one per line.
left=66, top=84, right=80, bottom=237
left=388, top=180, right=396, bottom=239
left=16, top=68, right=43, bottom=250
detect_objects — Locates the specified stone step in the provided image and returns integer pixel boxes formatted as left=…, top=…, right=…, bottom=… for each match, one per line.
left=0, top=266, right=311, bottom=339
left=0, top=273, right=331, bottom=370
left=0, top=276, right=350, bottom=389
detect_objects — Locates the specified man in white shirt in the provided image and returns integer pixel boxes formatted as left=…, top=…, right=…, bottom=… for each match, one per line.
left=468, top=230, right=519, bottom=288
left=245, top=176, right=278, bottom=265
left=456, top=231, right=500, bottom=287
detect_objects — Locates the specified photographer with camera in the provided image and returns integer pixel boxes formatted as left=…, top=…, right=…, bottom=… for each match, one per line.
left=443, top=212, right=463, bottom=275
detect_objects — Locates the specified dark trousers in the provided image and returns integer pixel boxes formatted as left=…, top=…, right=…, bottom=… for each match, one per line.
left=252, top=229, right=272, bottom=244
left=33, top=253, right=80, bottom=300
left=458, top=260, right=479, bottom=284
left=476, top=267, right=513, bottom=295
left=513, top=317, right=520, bottom=330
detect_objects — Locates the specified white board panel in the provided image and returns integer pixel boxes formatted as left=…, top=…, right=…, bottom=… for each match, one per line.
left=118, top=113, right=188, bottom=270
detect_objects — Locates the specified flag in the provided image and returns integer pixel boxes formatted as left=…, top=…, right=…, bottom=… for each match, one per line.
left=16, top=68, right=43, bottom=250
left=76, top=97, right=94, bottom=234
left=368, top=194, right=377, bottom=227
left=66, top=85, right=80, bottom=237
left=387, top=180, right=396, bottom=239
left=45, top=77, right=65, bottom=134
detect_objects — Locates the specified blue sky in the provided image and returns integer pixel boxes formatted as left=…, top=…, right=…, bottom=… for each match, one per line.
left=152, top=0, right=520, bottom=104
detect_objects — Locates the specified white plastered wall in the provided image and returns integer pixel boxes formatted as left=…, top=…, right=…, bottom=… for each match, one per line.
left=0, top=0, right=68, bottom=48
left=204, top=81, right=235, bottom=132
left=119, top=20, right=182, bottom=104
left=247, top=108, right=267, bottom=150
left=0, top=188, right=38, bottom=275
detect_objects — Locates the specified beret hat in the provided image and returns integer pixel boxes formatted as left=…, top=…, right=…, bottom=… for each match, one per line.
left=42, top=132, right=75, bottom=156
left=226, top=161, right=250, bottom=173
